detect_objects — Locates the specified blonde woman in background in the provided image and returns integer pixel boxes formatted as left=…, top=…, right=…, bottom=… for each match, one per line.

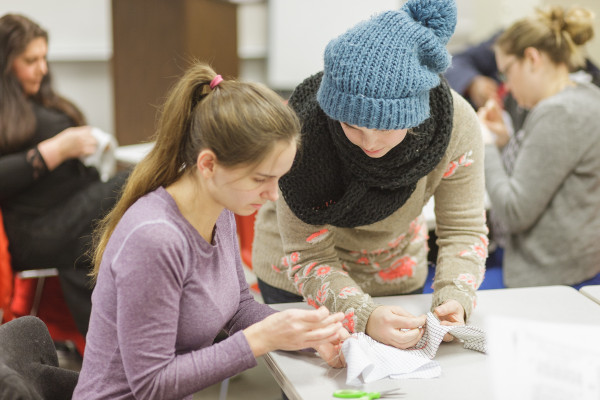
left=479, top=5, right=600, bottom=288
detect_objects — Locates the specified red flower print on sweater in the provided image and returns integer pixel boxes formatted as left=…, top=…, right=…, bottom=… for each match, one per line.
left=316, top=266, right=331, bottom=276
left=306, top=295, right=318, bottom=309
left=409, top=219, right=428, bottom=243
left=281, top=252, right=301, bottom=270
left=388, top=233, right=407, bottom=248
left=342, top=309, right=356, bottom=333
left=384, top=216, right=426, bottom=251
left=459, top=235, right=489, bottom=263
left=304, top=262, right=318, bottom=277
left=338, top=286, right=361, bottom=299
left=356, top=256, right=370, bottom=265
left=316, top=282, right=330, bottom=304
left=454, top=273, right=477, bottom=291
left=443, top=150, right=474, bottom=178
left=306, top=229, right=329, bottom=244
left=377, top=256, right=416, bottom=282
left=290, top=252, right=300, bottom=264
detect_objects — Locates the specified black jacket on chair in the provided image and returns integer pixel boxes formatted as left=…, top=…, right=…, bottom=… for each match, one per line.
left=0, top=316, right=78, bottom=400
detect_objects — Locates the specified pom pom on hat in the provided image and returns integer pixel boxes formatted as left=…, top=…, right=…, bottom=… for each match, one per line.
left=317, top=0, right=457, bottom=130
left=403, top=0, right=457, bottom=44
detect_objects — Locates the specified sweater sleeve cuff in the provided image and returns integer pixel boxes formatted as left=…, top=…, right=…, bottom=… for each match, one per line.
left=431, top=285, right=476, bottom=321
left=230, top=330, right=258, bottom=367
left=27, top=146, right=49, bottom=179
left=354, top=299, right=380, bottom=333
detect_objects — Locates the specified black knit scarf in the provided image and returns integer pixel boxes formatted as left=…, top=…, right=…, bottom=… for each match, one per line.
left=279, top=72, right=453, bottom=228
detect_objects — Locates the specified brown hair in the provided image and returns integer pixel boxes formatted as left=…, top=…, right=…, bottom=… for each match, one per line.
left=495, top=5, right=595, bottom=70
left=0, top=14, right=85, bottom=153
left=91, top=61, right=300, bottom=280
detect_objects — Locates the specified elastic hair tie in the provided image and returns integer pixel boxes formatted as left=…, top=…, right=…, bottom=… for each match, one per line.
left=210, top=74, right=223, bottom=90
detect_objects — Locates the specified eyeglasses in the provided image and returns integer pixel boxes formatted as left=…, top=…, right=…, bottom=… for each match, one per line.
left=498, top=58, right=518, bottom=82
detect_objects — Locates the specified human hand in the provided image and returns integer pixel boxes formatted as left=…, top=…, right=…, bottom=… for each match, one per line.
left=314, top=326, right=350, bottom=368
left=55, top=126, right=98, bottom=159
left=477, top=99, right=510, bottom=148
left=433, top=300, right=465, bottom=342
left=466, top=76, right=500, bottom=109
left=37, top=126, right=97, bottom=170
left=365, top=305, right=426, bottom=349
left=243, top=306, right=345, bottom=357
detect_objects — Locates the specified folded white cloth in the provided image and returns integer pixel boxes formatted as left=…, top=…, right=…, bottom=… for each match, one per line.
left=342, top=312, right=487, bottom=385
left=81, top=127, right=118, bottom=182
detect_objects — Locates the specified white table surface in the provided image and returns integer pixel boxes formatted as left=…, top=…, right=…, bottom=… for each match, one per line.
left=580, top=285, right=600, bottom=305
left=264, top=286, right=600, bottom=400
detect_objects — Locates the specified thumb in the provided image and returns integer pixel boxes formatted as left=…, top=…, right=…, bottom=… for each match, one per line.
left=307, top=306, right=330, bottom=321
left=434, top=302, right=451, bottom=317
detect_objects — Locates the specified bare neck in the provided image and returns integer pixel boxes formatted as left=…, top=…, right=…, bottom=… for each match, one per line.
left=165, top=173, right=222, bottom=243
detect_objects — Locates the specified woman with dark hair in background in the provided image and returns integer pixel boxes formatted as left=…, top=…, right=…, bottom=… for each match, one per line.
left=0, top=13, right=128, bottom=336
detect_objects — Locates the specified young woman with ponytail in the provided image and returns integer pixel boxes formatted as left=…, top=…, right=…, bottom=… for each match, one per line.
left=73, top=62, right=348, bottom=399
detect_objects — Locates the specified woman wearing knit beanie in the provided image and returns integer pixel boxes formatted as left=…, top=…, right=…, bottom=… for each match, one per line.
left=479, top=6, right=600, bottom=289
left=253, top=0, right=488, bottom=349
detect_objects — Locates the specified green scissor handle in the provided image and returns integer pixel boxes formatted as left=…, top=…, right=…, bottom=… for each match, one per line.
left=333, top=389, right=381, bottom=399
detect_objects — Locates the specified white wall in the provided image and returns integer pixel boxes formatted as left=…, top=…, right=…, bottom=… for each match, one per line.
left=266, top=0, right=402, bottom=90
left=261, top=0, right=511, bottom=91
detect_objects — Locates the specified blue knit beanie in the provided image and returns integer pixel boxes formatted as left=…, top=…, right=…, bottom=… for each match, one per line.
left=317, top=0, right=457, bottom=130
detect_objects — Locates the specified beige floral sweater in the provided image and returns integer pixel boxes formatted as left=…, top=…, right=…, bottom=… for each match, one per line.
left=252, top=91, right=488, bottom=333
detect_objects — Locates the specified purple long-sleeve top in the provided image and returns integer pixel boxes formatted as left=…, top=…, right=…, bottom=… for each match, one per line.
left=73, top=187, right=276, bottom=399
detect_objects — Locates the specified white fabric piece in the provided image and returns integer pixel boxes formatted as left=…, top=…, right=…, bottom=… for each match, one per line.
left=342, top=312, right=487, bottom=385
left=81, top=127, right=118, bottom=182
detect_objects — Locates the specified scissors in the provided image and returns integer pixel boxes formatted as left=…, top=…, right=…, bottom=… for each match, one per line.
left=333, top=388, right=404, bottom=399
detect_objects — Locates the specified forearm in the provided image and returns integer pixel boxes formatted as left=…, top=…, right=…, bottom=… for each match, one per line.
left=227, top=239, right=278, bottom=334
left=37, top=136, right=66, bottom=171
left=0, top=148, right=46, bottom=200
left=432, top=101, right=488, bottom=320
left=433, top=174, right=487, bottom=320
left=292, top=264, right=378, bottom=333
left=227, top=297, right=276, bottom=335
left=276, top=198, right=378, bottom=332
left=125, top=331, right=256, bottom=399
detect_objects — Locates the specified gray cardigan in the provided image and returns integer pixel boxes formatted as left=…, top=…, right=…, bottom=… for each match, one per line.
left=485, top=82, right=600, bottom=287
